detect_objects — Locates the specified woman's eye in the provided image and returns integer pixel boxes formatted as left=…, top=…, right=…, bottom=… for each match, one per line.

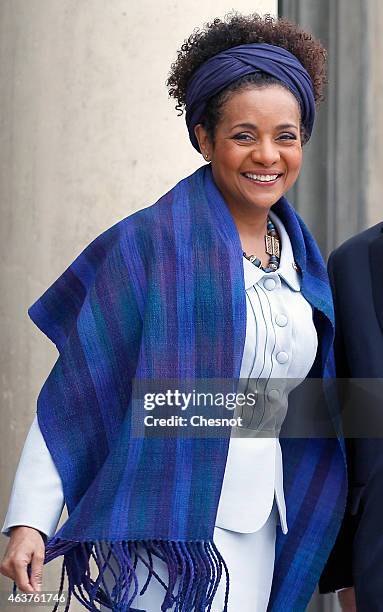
left=233, top=133, right=253, bottom=141
left=278, top=133, right=297, bottom=140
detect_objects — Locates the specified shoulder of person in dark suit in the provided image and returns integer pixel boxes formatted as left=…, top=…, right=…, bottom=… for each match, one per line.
left=330, top=221, right=383, bottom=261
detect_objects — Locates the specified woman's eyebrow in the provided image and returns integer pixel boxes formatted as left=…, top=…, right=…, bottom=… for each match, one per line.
left=231, top=122, right=298, bottom=130
left=275, top=123, right=299, bottom=129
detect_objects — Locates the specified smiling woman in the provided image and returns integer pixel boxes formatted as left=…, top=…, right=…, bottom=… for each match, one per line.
left=0, top=11, right=345, bottom=612
left=166, top=14, right=326, bottom=275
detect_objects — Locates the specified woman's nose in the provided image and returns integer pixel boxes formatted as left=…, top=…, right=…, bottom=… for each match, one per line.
left=250, top=141, right=281, bottom=166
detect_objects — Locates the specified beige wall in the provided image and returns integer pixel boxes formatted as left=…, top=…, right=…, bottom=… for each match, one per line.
left=0, top=0, right=277, bottom=608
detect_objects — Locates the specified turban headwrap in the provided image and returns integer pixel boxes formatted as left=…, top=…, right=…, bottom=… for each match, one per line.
left=185, top=42, right=316, bottom=151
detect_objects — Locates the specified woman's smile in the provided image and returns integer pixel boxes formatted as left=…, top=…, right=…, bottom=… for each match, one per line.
left=241, top=171, right=284, bottom=187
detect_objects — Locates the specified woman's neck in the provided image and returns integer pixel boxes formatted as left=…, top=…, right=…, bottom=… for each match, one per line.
left=226, top=207, right=273, bottom=268
left=227, top=204, right=271, bottom=242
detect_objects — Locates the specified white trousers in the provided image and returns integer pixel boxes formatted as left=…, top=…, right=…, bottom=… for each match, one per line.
left=99, top=504, right=277, bottom=612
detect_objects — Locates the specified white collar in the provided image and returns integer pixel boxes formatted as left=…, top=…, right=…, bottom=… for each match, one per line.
left=243, top=209, right=301, bottom=292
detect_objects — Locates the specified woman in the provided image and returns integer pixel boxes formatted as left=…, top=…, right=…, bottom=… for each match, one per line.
left=0, top=12, right=346, bottom=612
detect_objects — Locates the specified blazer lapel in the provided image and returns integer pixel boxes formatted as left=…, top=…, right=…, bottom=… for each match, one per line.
left=369, top=226, right=383, bottom=334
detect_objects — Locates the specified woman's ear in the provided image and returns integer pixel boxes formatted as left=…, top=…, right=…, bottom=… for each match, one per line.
left=194, top=124, right=211, bottom=161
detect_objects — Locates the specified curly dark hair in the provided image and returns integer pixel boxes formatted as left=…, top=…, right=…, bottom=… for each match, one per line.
left=166, top=12, right=327, bottom=146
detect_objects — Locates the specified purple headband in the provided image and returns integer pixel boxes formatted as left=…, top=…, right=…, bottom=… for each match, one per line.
left=185, top=42, right=316, bottom=151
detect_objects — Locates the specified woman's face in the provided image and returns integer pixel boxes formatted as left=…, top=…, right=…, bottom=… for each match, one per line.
left=195, top=85, right=303, bottom=213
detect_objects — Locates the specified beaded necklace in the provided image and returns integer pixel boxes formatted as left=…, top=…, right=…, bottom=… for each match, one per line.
left=242, top=216, right=280, bottom=273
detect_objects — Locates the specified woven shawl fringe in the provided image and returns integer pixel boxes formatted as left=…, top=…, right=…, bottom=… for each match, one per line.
left=43, top=536, right=230, bottom=611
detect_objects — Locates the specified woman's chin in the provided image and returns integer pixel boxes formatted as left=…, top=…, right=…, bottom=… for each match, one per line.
left=243, top=193, right=283, bottom=210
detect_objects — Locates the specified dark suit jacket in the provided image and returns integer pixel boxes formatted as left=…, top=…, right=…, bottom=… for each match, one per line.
left=319, top=222, right=383, bottom=610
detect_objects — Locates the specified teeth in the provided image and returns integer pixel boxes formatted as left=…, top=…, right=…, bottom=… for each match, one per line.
left=245, top=173, right=279, bottom=182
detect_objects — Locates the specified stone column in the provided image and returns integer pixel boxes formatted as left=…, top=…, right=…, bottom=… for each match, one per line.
left=365, top=0, right=383, bottom=227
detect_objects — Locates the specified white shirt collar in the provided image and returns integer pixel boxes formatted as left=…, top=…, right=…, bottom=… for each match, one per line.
left=243, top=209, right=301, bottom=292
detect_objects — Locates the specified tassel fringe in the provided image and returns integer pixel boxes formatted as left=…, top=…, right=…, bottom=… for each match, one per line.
left=41, top=536, right=230, bottom=611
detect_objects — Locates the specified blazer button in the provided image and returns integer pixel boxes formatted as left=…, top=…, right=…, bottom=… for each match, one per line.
left=267, top=389, right=280, bottom=402
left=263, top=278, right=276, bottom=291
left=276, top=351, right=289, bottom=364
left=275, top=314, right=288, bottom=327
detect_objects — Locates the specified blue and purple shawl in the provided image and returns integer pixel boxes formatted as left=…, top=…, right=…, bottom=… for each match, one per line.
left=28, top=164, right=346, bottom=611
